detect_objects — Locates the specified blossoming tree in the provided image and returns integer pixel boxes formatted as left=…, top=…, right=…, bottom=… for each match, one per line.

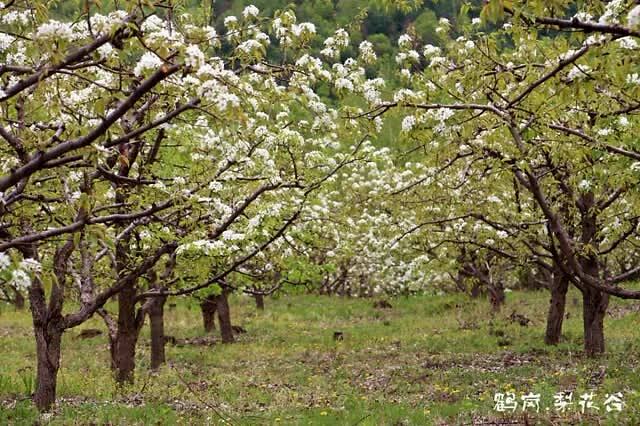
left=0, top=2, right=384, bottom=410
left=352, top=0, right=640, bottom=355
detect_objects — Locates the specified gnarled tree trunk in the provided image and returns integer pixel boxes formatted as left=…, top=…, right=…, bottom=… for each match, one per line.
left=545, top=270, right=569, bottom=345
left=200, top=295, right=217, bottom=333
left=32, top=322, right=62, bottom=411
left=29, top=239, right=73, bottom=412
left=582, top=285, right=608, bottom=356
left=488, top=284, right=505, bottom=312
left=578, top=192, right=609, bottom=356
left=148, top=294, right=167, bottom=371
left=113, top=282, right=142, bottom=384
left=13, top=287, right=25, bottom=310
left=254, top=293, right=264, bottom=311
left=216, top=290, right=234, bottom=343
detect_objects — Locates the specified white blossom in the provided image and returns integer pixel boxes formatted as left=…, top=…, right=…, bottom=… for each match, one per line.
left=566, top=65, right=591, bottom=81
left=0, top=32, right=15, bottom=52
left=573, top=12, right=593, bottom=22
left=423, top=44, right=441, bottom=58
left=401, top=115, right=417, bottom=133
left=19, top=258, right=41, bottom=273
left=630, top=6, right=640, bottom=28
left=599, top=0, right=625, bottom=25
left=358, top=40, right=376, bottom=64
left=617, top=36, right=638, bottom=49
left=97, top=43, right=114, bottom=59
left=292, top=22, right=316, bottom=38
left=627, top=73, right=640, bottom=85
left=398, top=34, right=412, bottom=49
left=133, top=52, right=163, bottom=76
left=34, top=20, right=74, bottom=41
left=0, top=252, right=10, bottom=270
left=224, top=16, right=238, bottom=28
left=619, top=116, right=630, bottom=127
left=334, top=77, right=354, bottom=92
left=10, top=269, right=31, bottom=290
left=185, top=44, right=205, bottom=68
left=578, top=179, right=591, bottom=191
left=242, top=5, right=260, bottom=19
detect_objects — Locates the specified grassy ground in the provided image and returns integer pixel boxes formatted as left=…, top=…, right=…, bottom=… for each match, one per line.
left=1, top=288, right=640, bottom=425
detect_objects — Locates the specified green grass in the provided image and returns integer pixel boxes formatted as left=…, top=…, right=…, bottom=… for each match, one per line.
left=1, top=289, right=640, bottom=425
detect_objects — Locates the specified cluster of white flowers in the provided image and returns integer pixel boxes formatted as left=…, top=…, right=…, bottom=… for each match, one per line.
left=221, top=230, right=245, bottom=241
left=401, top=115, right=417, bottom=133
left=358, top=40, right=376, bottom=64
left=617, top=36, right=639, bottom=49
left=0, top=254, right=42, bottom=291
left=20, top=258, right=42, bottom=273
left=578, top=179, right=591, bottom=191
left=435, top=17, right=450, bottom=34
left=242, top=5, right=260, bottom=20
left=34, top=20, right=74, bottom=41
left=10, top=269, right=31, bottom=290
left=597, top=127, right=613, bottom=136
left=97, top=43, right=115, bottom=59
left=0, top=32, right=14, bottom=52
left=362, top=78, right=384, bottom=105
left=271, top=10, right=297, bottom=45
left=1, top=156, right=20, bottom=174
left=618, top=116, right=630, bottom=127
left=398, top=34, right=412, bottom=49
left=630, top=6, right=640, bottom=28
left=236, top=39, right=264, bottom=57
left=177, top=239, right=224, bottom=255
left=428, top=55, right=448, bottom=68
left=133, top=52, right=163, bottom=76
left=626, top=73, right=640, bottom=85
left=573, top=12, right=594, bottom=23
left=1, top=9, right=30, bottom=25
left=292, top=22, right=316, bottom=38
left=599, top=0, right=626, bottom=25
left=334, top=77, right=354, bottom=92
left=224, top=15, right=238, bottom=29
left=185, top=44, right=205, bottom=68
left=566, top=65, right=591, bottom=81
left=321, top=28, right=350, bottom=59
left=422, top=44, right=441, bottom=58
left=0, top=252, right=10, bottom=269
left=395, top=50, right=420, bottom=66
left=393, top=88, right=422, bottom=103
left=89, top=11, right=128, bottom=35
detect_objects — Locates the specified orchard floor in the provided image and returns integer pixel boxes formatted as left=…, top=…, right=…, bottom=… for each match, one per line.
left=2, top=289, right=640, bottom=425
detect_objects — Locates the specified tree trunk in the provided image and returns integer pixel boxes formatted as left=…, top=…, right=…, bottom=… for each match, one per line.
left=148, top=295, right=167, bottom=371
left=201, top=295, right=217, bottom=333
left=545, top=271, right=569, bottom=345
left=113, top=283, right=139, bottom=384
left=488, top=285, right=505, bottom=312
left=577, top=192, right=608, bottom=357
left=216, top=290, right=234, bottom=343
left=29, top=240, right=71, bottom=412
left=33, top=324, right=62, bottom=412
left=470, top=281, right=482, bottom=298
left=582, top=286, right=608, bottom=356
left=13, top=288, right=25, bottom=310
left=254, top=293, right=265, bottom=311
